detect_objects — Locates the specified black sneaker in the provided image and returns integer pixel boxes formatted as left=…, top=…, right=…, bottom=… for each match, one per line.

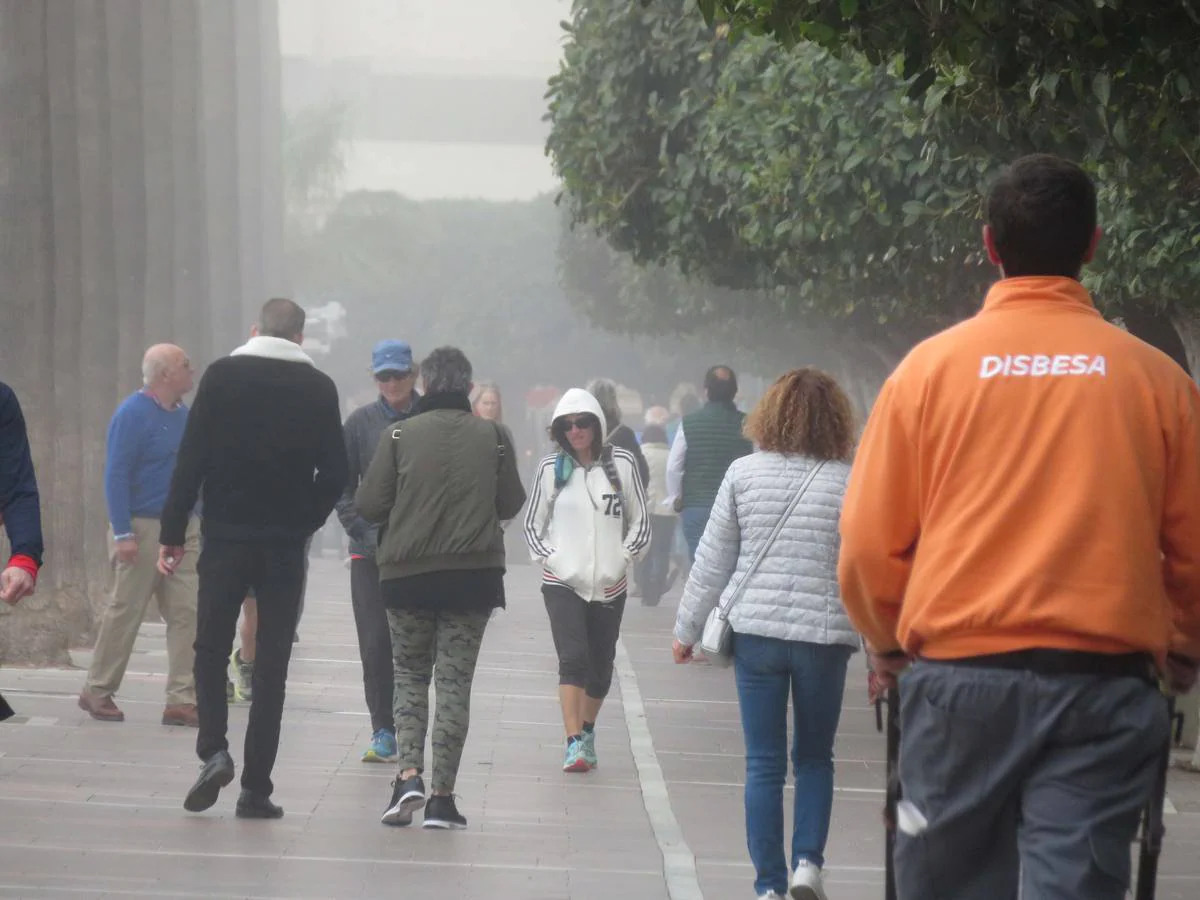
left=236, top=789, right=284, bottom=819
left=183, top=750, right=235, bottom=813
left=381, top=774, right=426, bottom=827
left=422, top=794, right=467, bottom=830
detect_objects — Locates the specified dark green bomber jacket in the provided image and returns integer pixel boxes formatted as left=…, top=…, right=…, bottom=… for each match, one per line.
left=355, top=407, right=526, bottom=581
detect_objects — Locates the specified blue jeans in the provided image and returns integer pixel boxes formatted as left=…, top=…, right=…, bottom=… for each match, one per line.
left=734, top=632, right=852, bottom=897
left=680, top=505, right=711, bottom=561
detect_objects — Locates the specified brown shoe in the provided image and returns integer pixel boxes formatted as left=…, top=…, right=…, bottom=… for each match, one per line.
left=162, top=704, right=200, bottom=728
left=78, top=690, right=124, bottom=722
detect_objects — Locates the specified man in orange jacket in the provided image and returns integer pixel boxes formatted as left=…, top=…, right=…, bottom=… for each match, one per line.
left=839, top=154, right=1200, bottom=900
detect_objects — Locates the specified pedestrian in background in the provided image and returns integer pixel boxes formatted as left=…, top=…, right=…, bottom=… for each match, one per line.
left=336, top=339, right=421, bottom=764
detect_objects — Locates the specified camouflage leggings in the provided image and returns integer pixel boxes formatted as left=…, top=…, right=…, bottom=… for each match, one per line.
left=387, top=607, right=489, bottom=793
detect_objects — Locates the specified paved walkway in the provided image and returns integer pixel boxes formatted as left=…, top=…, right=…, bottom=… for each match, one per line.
left=1, top=559, right=1199, bottom=899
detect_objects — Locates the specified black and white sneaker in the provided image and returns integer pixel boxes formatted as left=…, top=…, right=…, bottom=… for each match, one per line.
left=380, top=774, right=426, bottom=827
left=422, top=794, right=467, bottom=830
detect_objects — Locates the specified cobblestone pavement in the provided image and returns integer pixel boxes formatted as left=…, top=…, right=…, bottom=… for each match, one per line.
left=1, top=558, right=1198, bottom=899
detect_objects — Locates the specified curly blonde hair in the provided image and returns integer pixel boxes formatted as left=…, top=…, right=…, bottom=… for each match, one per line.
left=743, top=368, right=855, bottom=460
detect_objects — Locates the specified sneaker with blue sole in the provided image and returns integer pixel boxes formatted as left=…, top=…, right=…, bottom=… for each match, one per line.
left=362, top=728, right=398, bottom=764
left=581, top=730, right=598, bottom=769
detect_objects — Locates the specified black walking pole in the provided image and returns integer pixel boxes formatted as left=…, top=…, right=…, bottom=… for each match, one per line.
left=1134, top=695, right=1175, bottom=900
left=884, top=687, right=900, bottom=900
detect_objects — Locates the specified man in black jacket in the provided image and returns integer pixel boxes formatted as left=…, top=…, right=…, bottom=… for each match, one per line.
left=159, top=298, right=348, bottom=819
left=334, top=338, right=420, bottom=764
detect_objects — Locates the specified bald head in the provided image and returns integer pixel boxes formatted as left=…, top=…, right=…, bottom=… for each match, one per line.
left=142, top=344, right=193, bottom=404
left=143, top=344, right=185, bottom=385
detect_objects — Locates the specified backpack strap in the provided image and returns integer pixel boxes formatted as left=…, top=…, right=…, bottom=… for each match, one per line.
left=540, top=453, right=574, bottom=541
left=599, top=445, right=630, bottom=537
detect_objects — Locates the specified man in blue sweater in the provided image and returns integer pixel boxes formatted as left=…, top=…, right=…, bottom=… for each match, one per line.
left=79, top=344, right=200, bottom=726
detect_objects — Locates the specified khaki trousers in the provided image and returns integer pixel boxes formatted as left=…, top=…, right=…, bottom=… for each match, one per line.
left=86, top=517, right=199, bottom=705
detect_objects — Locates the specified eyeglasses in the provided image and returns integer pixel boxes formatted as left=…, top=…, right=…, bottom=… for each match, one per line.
left=375, top=371, right=412, bottom=383
left=562, top=417, right=596, bottom=432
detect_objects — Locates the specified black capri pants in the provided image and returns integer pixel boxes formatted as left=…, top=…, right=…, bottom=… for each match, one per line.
left=543, top=584, right=627, bottom=699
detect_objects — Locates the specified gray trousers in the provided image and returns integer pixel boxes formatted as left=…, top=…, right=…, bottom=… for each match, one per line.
left=896, top=660, right=1169, bottom=900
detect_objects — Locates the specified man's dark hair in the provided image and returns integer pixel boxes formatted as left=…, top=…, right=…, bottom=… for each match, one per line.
left=678, top=393, right=701, bottom=417
left=704, top=365, right=738, bottom=404
left=985, top=154, right=1097, bottom=278
left=259, top=297, right=306, bottom=339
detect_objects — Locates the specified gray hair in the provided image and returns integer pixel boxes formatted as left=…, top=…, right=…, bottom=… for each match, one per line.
left=420, top=347, right=473, bottom=396
left=586, top=377, right=621, bottom=428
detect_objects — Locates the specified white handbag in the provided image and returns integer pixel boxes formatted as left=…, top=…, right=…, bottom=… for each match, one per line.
left=698, top=462, right=825, bottom=668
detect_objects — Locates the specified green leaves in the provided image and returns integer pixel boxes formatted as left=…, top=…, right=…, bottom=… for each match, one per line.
left=547, top=0, right=1200, bottom=352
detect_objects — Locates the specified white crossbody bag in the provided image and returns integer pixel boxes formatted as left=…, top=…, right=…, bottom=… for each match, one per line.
left=698, top=462, right=825, bottom=668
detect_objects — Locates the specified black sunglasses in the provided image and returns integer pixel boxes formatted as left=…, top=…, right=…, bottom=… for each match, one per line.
left=560, top=415, right=598, bottom=432
left=375, top=370, right=412, bottom=383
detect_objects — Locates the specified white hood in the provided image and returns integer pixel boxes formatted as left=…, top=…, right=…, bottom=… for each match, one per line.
left=551, top=388, right=608, bottom=435
left=230, top=335, right=314, bottom=366
left=551, top=388, right=608, bottom=457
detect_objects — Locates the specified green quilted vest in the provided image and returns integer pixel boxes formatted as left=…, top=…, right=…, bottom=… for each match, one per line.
left=681, top=402, right=752, bottom=508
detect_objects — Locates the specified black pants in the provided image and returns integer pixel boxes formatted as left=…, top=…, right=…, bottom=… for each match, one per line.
left=195, top=535, right=306, bottom=797
left=543, top=585, right=626, bottom=699
left=350, top=557, right=395, bottom=733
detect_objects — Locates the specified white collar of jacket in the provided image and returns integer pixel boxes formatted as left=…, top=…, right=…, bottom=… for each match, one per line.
left=230, top=335, right=314, bottom=366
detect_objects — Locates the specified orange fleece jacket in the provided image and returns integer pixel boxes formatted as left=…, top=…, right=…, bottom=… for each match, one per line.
left=839, top=277, right=1200, bottom=665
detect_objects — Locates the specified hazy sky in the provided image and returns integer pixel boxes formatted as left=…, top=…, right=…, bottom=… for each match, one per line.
left=280, top=0, right=571, bottom=200
left=280, top=0, right=571, bottom=77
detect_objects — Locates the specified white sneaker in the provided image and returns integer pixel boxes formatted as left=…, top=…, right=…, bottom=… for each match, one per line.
left=790, top=861, right=828, bottom=900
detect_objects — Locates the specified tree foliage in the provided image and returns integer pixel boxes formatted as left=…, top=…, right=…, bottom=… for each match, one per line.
left=551, top=0, right=1200, bottom=363
left=548, top=0, right=994, bottom=340
left=692, top=0, right=1200, bottom=312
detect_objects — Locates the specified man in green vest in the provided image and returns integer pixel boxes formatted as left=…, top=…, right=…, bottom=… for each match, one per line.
left=666, top=366, right=753, bottom=560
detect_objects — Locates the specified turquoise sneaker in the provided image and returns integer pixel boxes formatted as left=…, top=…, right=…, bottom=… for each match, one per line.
left=581, top=730, right=598, bottom=769
left=563, top=737, right=590, bottom=773
left=362, top=728, right=398, bottom=763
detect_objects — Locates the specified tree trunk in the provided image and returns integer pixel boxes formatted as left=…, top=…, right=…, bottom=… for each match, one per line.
left=73, top=0, right=122, bottom=629
left=169, top=0, right=210, bottom=366
left=198, top=0, right=243, bottom=360
left=0, top=0, right=288, bottom=664
left=0, top=1, right=72, bottom=665
left=235, top=1, right=266, bottom=324
left=1170, top=308, right=1200, bottom=381
left=105, top=0, right=147, bottom=397
left=138, top=1, right=174, bottom=348
left=45, top=2, right=93, bottom=649
left=257, top=0, right=289, bottom=299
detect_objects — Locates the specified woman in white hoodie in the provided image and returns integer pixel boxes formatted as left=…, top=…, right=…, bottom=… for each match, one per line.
left=524, top=388, right=650, bottom=772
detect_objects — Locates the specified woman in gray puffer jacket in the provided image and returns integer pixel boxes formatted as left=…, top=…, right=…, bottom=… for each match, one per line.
left=673, top=368, right=860, bottom=900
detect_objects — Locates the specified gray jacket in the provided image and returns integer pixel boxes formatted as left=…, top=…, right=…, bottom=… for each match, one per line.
left=674, top=451, right=860, bottom=649
left=335, top=395, right=419, bottom=558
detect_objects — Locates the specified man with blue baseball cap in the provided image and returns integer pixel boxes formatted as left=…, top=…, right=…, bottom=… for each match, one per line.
left=335, top=339, right=420, bottom=762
